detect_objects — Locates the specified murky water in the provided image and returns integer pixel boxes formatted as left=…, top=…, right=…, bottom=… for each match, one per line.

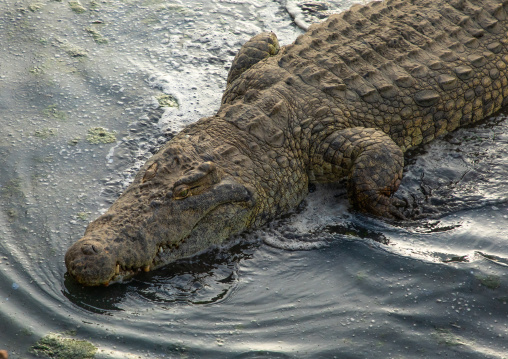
left=0, top=0, right=507, bottom=358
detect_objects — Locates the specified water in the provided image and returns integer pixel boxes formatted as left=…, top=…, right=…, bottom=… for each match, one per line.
left=0, top=0, right=507, bottom=358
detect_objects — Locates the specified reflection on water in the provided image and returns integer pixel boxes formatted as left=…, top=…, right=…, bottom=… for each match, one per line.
left=1, top=0, right=507, bottom=358
left=63, top=238, right=261, bottom=313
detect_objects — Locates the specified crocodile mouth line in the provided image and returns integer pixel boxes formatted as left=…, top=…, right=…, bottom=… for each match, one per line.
left=108, top=237, right=189, bottom=284
left=103, top=202, right=242, bottom=285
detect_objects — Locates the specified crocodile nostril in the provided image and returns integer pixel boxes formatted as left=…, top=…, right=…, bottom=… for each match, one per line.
left=81, top=243, right=100, bottom=255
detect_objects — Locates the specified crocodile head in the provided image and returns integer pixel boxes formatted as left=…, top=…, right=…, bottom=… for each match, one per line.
left=65, top=139, right=257, bottom=286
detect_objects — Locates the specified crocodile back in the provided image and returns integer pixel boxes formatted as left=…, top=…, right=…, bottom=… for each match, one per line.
left=278, top=0, right=508, bottom=151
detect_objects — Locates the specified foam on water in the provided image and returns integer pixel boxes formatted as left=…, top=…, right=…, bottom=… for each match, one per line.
left=260, top=184, right=350, bottom=250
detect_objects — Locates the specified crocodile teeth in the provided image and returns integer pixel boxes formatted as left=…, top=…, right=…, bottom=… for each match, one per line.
left=115, top=264, right=120, bottom=275
left=159, top=246, right=163, bottom=254
left=143, top=265, right=150, bottom=272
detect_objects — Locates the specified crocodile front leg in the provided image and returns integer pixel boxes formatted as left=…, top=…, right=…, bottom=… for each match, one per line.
left=311, top=127, right=405, bottom=219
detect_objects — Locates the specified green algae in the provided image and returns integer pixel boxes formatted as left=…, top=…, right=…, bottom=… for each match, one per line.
left=76, top=212, right=90, bottom=221
left=7, top=209, right=18, bottom=218
left=476, top=274, right=501, bottom=290
left=142, top=0, right=166, bottom=4
left=496, top=296, right=508, bottom=304
left=42, top=105, right=67, bottom=121
left=30, top=333, right=97, bottom=358
left=29, top=66, right=45, bottom=75
left=34, top=128, right=58, bottom=139
left=1, top=179, right=25, bottom=199
left=85, top=27, right=108, bottom=44
left=69, top=1, right=86, bottom=13
left=33, top=155, right=54, bottom=163
left=66, top=45, right=88, bottom=57
left=29, top=3, right=44, bottom=12
left=86, top=127, right=116, bottom=144
left=21, top=327, right=35, bottom=337
left=157, top=93, right=179, bottom=108
left=155, top=4, right=187, bottom=13
left=68, top=137, right=81, bottom=146
left=355, top=271, right=367, bottom=282
left=433, top=328, right=463, bottom=346
left=141, top=16, right=160, bottom=25
left=52, top=37, right=89, bottom=59
left=166, top=4, right=187, bottom=11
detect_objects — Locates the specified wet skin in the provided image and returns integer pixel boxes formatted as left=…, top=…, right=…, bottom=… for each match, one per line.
left=66, top=0, right=508, bottom=285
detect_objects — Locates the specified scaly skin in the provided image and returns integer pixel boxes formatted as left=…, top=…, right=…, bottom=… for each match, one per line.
left=66, top=0, right=508, bottom=285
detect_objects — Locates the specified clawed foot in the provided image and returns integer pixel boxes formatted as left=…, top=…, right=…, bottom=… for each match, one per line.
left=353, top=191, right=443, bottom=221
left=354, top=192, right=408, bottom=220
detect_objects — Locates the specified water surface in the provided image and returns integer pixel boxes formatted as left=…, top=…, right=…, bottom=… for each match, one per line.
left=0, top=0, right=507, bottom=358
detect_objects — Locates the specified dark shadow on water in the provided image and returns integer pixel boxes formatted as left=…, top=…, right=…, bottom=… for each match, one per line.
left=323, top=223, right=389, bottom=245
left=131, top=240, right=260, bottom=305
left=62, top=239, right=260, bottom=312
left=62, top=274, right=129, bottom=314
left=233, top=352, right=295, bottom=359
left=396, top=112, right=508, bottom=219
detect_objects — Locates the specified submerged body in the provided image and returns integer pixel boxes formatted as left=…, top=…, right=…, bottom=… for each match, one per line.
left=66, top=0, right=508, bottom=285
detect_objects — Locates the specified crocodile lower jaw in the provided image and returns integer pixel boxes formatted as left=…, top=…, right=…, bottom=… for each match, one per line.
left=107, top=240, right=186, bottom=285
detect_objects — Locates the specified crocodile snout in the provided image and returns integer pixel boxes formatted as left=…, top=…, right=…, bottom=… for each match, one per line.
left=81, top=243, right=102, bottom=255
left=65, top=240, right=116, bottom=286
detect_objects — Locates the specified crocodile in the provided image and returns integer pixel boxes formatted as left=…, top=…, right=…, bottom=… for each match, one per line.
left=66, top=0, right=508, bottom=286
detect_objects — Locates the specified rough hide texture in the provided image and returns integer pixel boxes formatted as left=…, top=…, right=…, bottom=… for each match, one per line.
left=66, top=0, right=508, bottom=285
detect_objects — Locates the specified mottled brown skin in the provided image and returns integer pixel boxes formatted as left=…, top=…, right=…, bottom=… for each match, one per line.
left=66, top=0, right=508, bottom=285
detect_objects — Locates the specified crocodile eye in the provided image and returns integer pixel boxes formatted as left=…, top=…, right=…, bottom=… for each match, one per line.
left=173, top=185, right=191, bottom=200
